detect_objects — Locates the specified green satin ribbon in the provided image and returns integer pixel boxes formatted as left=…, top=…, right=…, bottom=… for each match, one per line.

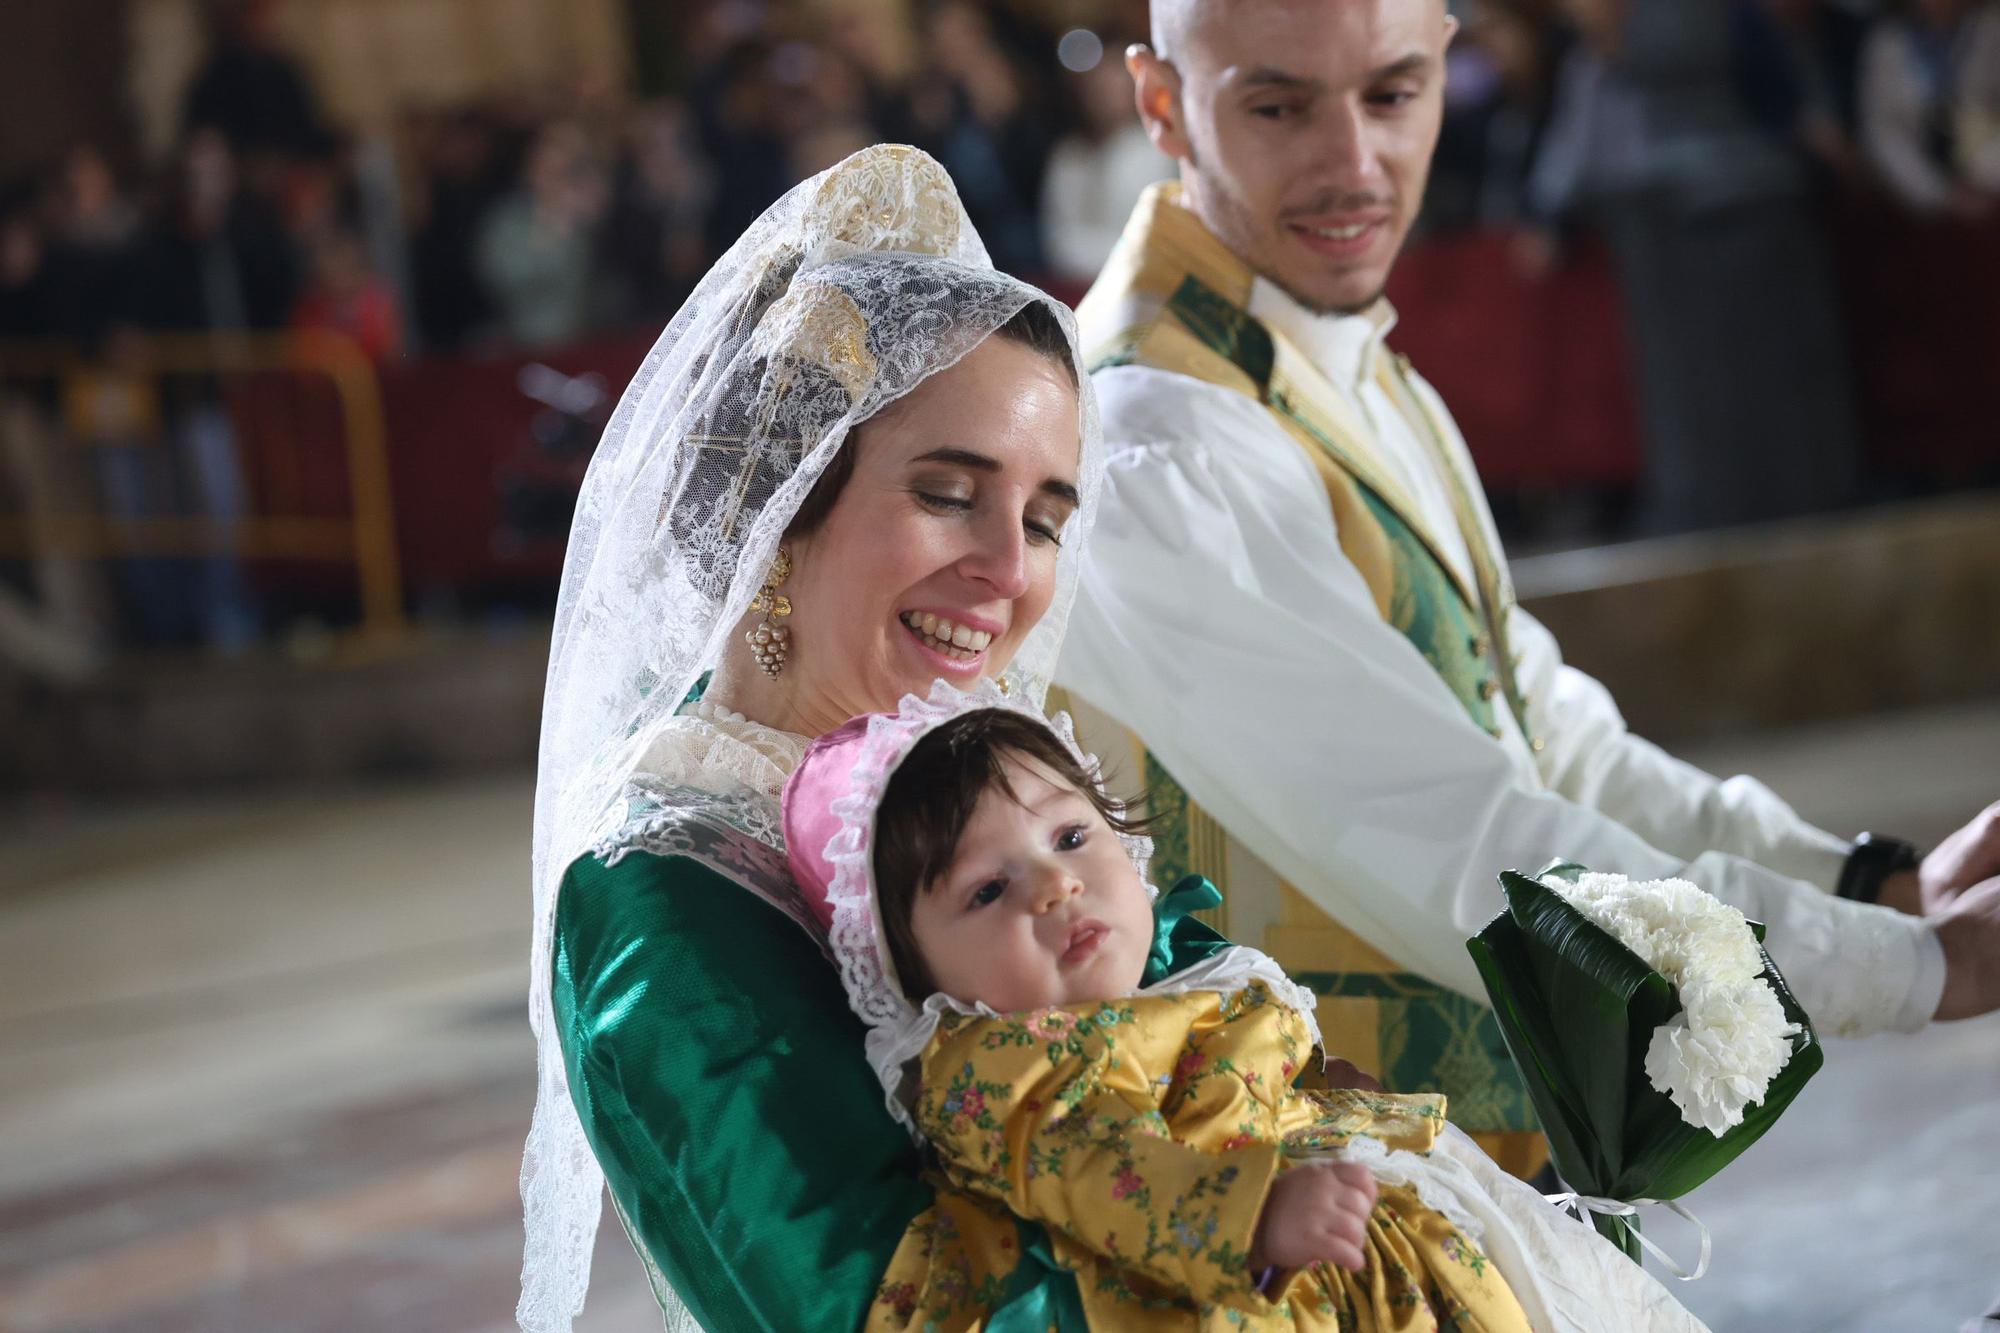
left=1145, top=874, right=1231, bottom=984
left=987, top=1222, right=1090, bottom=1333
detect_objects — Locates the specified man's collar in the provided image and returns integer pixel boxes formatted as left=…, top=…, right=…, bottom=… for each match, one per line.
left=1247, top=278, right=1399, bottom=396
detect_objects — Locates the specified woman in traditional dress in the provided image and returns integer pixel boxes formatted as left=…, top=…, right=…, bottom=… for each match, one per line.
left=521, top=144, right=1155, bottom=1331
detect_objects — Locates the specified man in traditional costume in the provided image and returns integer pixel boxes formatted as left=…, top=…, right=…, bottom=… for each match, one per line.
left=1055, top=0, right=2000, bottom=1179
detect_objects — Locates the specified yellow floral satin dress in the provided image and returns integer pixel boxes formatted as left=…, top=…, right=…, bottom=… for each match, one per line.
left=868, top=981, right=1533, bottom=1333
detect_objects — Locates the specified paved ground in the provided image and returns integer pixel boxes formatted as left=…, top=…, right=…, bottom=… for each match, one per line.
left=2, top=701, right=1996, bottom=1332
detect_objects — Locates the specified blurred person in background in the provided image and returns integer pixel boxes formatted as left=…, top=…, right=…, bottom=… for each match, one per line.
left=824, top=0, right=918, bottom=129
left=40, top=147, right=145, bottom=346
left=1529, top=0, right=1861, bottom=533
left=63, top=327, right=182, bottom=647
left=599, top=100, right=713, bottom=327
left=278, top=145, right=358, bottom=247
left=0, top=197, right=106, bottom=674
left=1859, top=0, right=2000, bottom=217
left=898, top=0, right=1056, bottom=274
left=1057, top=0, right=2000, bottom=1190
left=0, top=199, right=54, bottom=339
left=1427, top=0, right=1566, bottom=234
left=1735, top=0, right=1873, bottom=188
left=290, top=227, right=401, bottom=364
left=691, top=36, right=798, bottom=257
left=140, top=129, right=298, bottom=336
left=181, top=0, right=332, bottom=229
left=773, top=39, right=885, bottom=177
left=182, top=0, right=328, bottom=166
left=475, top=121, right=607, bottom=349
left=408, top=106, right=505, bottom=351
left=1041, top=44, right=1175, bottom=288
left=114, top=129, right=293, bottom=651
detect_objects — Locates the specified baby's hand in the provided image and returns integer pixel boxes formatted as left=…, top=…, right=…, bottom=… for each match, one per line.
left=1248, top=1160, right=1377, bottom=1274
left=1323, top=1058, right=1383, bottom=1092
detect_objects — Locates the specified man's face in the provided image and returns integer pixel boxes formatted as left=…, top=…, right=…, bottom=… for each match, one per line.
left=1142, top=0, right=1456, bottom=315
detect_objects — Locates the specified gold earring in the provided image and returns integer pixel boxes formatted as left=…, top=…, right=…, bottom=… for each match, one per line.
left=747, top=547, right=794, bottom=678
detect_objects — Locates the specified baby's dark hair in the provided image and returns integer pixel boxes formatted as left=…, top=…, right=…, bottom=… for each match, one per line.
left=872, top=708, right=1150, bottom=999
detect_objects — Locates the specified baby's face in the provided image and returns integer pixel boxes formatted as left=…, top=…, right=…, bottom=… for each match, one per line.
left=908, top=754, right=1154, bottom=1012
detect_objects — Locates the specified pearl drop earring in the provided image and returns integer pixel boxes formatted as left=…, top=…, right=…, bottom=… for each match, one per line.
left=746, top=548, right=794, bottom=678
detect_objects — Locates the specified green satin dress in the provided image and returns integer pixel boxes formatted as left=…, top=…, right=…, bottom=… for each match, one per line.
left=552, top=851, right=1232, bottom=1331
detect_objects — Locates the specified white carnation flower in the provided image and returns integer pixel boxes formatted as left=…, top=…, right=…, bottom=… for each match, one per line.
left=1542, top=871, right=1800, bottom=1135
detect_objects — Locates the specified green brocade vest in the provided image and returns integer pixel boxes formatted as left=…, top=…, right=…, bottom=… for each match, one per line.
left=1065, top=184, right=1545, bottom=1169
left=553, top=845, right=1233, bottom=1331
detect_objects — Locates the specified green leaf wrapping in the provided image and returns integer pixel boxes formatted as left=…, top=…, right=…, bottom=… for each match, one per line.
left=1465, top=863, right=1824, bottom=1262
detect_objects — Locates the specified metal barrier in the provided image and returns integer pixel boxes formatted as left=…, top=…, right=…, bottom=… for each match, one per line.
left=0, top=330, right=405, bottom=647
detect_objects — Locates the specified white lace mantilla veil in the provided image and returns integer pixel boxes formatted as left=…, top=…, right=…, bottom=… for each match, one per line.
left=520, top=145, right=1104, bottom=1332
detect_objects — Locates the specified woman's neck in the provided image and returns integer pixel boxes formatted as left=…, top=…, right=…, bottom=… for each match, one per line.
left=701, top=659, right=849, bottom=741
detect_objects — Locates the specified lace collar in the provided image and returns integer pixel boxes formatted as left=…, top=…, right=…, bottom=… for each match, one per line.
left=645, top=698, right=811, bottom=802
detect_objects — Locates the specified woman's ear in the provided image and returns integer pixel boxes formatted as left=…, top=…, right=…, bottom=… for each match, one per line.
left=1127, top=44, right=1192, bottom=163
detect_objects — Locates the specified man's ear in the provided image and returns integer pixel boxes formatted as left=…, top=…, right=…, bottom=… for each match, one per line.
left=1126, top=44, right=1192, bottom=163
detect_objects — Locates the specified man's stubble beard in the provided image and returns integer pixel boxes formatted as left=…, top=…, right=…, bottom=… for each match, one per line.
left=1182, top=147, right=1398, bottom=318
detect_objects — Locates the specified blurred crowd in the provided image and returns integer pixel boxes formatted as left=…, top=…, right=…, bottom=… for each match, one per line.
left=1432, top=0, right=2000, bottom=237
left=1, top=0, right=1998, bottom=657
left=1430, top=0, right=2000, bottom=532
left=0, top=0, right=1178, bottom=365
left=5, top=0, right=1998, bottom=358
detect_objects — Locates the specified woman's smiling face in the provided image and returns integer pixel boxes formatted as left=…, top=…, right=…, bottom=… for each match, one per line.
left=766, top=332, right=1081, bottom=736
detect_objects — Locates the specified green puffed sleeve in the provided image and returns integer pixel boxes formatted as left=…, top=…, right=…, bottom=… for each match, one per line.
left=552, top=849, right=932, bottom=1332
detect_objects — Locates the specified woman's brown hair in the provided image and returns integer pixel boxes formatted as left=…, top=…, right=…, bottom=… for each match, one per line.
left=787, top=299, right=1077, bottom=538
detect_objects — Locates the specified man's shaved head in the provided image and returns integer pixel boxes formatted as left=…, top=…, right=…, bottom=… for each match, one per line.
left=1149, top=0, right=1199, bottom=62
left=1152, top=0, right=1448, bottom=65
left=1131, top=0, right=1456, bottom=313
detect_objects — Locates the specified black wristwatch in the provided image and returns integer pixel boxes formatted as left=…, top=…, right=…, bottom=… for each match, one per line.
left=1837, top=833, right=1921, bottom=904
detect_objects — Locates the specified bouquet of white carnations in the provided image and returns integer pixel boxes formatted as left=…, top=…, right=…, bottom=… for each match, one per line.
left=1466, top=862, right=1823, bottom=1267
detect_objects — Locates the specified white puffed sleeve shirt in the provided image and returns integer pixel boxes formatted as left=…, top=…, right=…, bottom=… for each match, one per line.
left=1056, top=280, right=1945, bottom=1039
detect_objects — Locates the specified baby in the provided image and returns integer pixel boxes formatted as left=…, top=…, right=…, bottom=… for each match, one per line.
left=782, top=682, right=1704, bottom=1333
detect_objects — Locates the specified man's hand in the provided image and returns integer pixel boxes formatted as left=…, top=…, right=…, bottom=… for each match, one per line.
left=1931, top=874, right=2000, bottom=1021
left=1249, top=1161, right=1377, bottom=1274
left=1920, top=801, right=2000, bottom=914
